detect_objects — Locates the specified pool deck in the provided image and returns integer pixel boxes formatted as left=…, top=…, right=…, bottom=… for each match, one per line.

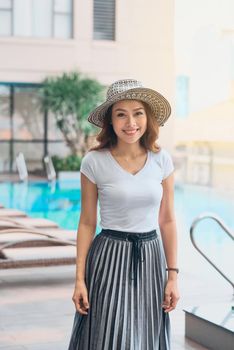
left=0, top=260, right=232, bottom=350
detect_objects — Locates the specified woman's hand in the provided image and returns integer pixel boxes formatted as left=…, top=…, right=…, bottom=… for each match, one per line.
left=72, top=280, right=90, bottom=315
left=162, top=279, right=180, bottom=313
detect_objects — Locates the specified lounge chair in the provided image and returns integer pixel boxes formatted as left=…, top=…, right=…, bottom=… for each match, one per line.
left=15, top=152, right=28, bottom=182
left=0, top=212, right=76, bottom=246
left=0, top=225, right=76, bottom=244
left=0, top=228, right=76, bottom=269
left=44, top=155, right=56, bottom=181
left=0, top=208, right=28, bottom=218
left=0, top=206, right=77, bottom=268
left=0, top=216, right=59, bottom=230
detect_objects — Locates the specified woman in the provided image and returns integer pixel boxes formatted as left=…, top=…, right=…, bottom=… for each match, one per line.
left=68, top=79, right=180, bottom=350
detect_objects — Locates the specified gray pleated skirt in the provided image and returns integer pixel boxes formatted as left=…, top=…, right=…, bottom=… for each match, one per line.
left=68, top=228, right=171, bottom=350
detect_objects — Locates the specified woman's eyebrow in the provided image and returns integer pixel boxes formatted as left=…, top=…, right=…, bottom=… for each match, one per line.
left=113, top=107, right=144, bottom=112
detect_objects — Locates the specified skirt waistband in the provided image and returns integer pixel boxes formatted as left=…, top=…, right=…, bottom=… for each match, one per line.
left=99, top=228, right=158, bottom=287
left=100, top=228, right=158, bottom=241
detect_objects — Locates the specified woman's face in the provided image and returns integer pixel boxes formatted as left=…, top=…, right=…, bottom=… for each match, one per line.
left=111, top=100, right=147, bottom=144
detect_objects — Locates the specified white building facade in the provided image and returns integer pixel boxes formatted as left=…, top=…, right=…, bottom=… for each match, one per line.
left=0, top=0, right=174, bottom=173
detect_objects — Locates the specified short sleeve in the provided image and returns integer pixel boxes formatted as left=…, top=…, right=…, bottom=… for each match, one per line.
left=161, top=149, right=174, bottom=179
left=80, top=153, right=97, bottom=184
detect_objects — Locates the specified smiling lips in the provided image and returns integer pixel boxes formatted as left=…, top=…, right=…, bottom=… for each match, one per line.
left=123, top=128, right=139, bottom=135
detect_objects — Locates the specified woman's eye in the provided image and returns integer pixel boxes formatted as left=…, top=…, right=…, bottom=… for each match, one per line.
left=115, top=111, right=144, bottom=117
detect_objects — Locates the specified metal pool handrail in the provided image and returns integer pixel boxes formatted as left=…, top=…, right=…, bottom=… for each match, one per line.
left=190, top=212, right=234, bottom=291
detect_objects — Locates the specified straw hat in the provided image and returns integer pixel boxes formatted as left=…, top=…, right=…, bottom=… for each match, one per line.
left=87, top=79, right=171, bottom=128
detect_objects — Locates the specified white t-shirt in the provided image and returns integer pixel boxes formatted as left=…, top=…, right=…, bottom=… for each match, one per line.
left=80, top=147, right=174, bottom=233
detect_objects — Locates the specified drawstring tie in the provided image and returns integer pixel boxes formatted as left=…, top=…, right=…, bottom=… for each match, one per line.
left=126, top=234, right=145, bottom=286
left=100, top=228, right=157, bottom=287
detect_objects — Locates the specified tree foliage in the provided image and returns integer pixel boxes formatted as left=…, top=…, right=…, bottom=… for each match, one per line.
left=40, top=71, right=104, bottom=155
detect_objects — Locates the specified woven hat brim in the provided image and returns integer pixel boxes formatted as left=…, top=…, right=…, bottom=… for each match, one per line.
left=87, top=87, right=171, bottom=128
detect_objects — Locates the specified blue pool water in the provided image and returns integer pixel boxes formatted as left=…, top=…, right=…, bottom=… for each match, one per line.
left=0, top=180, right=82, bottom=231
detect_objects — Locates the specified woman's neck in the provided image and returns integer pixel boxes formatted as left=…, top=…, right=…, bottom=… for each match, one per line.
left=110, top=143, right=147, bottom=158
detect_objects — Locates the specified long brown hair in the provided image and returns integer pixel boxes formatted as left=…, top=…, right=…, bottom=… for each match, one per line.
left=89, top=101, right=161, bottom=153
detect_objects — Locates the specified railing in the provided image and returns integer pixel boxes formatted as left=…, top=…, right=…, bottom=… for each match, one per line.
left=190, top=213, right=234, bottom=292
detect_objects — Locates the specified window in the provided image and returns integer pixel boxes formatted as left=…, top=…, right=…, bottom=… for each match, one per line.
left=54, top=0, right=73, bottom=38
left=176, top=75, right=189, bottom=119
left=0, top=83, right=66, bottom=173
left=13, top=87, right=44, bottom=140
left=0, top=0, right=73, bottom=39
left=0, top=0, right=12, bottom=36
left=0, top=85, right=11, bottom=140
left=93, top=0, right=116, bottom=40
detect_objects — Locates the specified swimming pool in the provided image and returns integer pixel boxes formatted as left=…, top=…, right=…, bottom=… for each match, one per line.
left=0, top=180, right=82, bottom=231
left=0, top=180, right=233, bottom=281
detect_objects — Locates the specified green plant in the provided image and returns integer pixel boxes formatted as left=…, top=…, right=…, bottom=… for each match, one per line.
left=40, top=71, right=104, bottom=156
left=52, top=155, right=82, bottom=171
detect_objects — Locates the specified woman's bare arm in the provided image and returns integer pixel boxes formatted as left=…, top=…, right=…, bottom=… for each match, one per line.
left=75, top=173, right=98, bottom=284
left=158, top=172, right=178, bottom=281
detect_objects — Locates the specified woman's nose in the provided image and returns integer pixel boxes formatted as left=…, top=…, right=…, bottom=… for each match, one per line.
left=126, top=115, right=136, bottom=126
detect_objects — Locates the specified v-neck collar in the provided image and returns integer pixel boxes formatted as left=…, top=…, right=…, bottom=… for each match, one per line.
left=107, top=149, right=150, bottom=177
